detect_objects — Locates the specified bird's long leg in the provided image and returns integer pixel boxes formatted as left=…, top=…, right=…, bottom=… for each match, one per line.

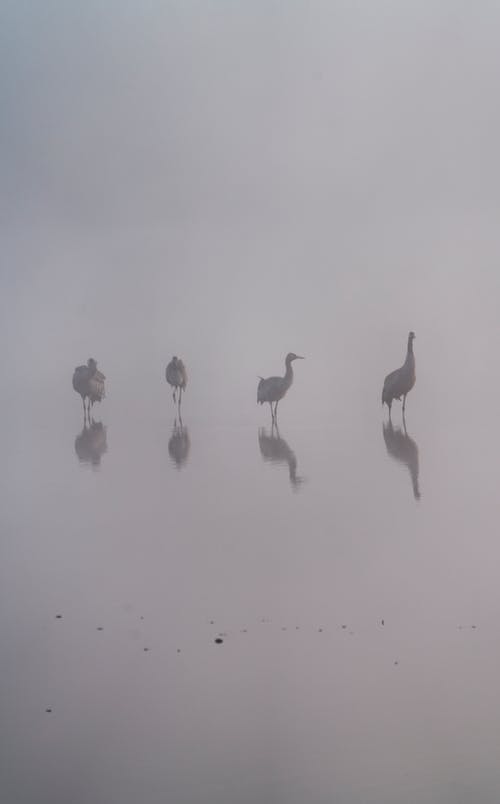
left=269, top=402, right=274, bottom=422
left=274, top=401, right=279, bottom=421
left=82, top=396, right=87, bottom=420
left=402, top=394, right=407, bottom=414
left=178, top=387, right=182, bottom=410
left=172, top=387, right=177, bottom=403
left=402, top=409, right=408, bottom=435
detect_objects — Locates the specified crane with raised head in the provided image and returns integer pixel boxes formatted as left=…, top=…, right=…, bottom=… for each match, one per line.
left=382, top=332, right=416, bottom=416
left=257, top=352, right=304, bottom=422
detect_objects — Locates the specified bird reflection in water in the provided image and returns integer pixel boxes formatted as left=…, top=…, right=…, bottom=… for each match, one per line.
left=74, top=420, right=107, bottom=468
left=258, top=424, right=304, bottom=491
left=383, top=415, right=421, bottom=500
left=168, top=418, right=190, bottom=469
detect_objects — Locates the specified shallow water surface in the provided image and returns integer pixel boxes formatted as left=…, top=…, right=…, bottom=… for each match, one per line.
left=2, top=385, right=500, bottom=804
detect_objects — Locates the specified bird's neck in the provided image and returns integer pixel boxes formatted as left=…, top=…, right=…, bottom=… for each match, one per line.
left=405, top=339, right=414, bottom=362
left=284, top=359, right=294, bottom=384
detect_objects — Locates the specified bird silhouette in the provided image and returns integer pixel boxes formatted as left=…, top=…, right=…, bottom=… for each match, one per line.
left=166, top=357, right=187, bottom=410
left=73, top=358, right=105, bottom=422
left=383, top=416, right=420, bottom=500
left=257, top=353, right=304, bottom=422
left=382, top=332, right=416, bottom=416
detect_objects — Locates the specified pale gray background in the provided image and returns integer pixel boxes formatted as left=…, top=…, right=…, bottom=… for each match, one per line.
left=2, top=2, right=500, bottom=803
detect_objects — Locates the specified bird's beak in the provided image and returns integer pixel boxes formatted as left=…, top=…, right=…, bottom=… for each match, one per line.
left=295, top=355, right=305, bottom=360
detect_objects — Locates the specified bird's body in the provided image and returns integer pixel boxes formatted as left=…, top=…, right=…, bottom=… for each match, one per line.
left=166, top=356, right=187, bottom=406
left=382, top=332, right=416, bottom=414
left=257, top=352, right=304, bottom=422
left=73, top=358, right=105, bottom=420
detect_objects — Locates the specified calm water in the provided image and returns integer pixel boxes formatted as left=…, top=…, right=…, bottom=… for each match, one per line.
left=2, top=362, right=500, bottom=804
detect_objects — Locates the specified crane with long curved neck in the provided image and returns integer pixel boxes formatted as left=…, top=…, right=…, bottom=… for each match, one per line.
left=382, top=332, right=416, bottom=415
left=257, top=352, right=304, bottom=422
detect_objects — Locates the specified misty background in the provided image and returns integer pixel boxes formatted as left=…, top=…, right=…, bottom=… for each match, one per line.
left=2, top=3, right=500, bottom=804
left=2, top=0, right=500, bottom=422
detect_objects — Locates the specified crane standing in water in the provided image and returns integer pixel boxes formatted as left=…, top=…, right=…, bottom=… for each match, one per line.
left=382, top=332, right=416, bottom=416
left=72, top=358, right=106, bottom=421
left=257, top=352, right=304, bottom=422
left=166, top=356, right=187, bottom=409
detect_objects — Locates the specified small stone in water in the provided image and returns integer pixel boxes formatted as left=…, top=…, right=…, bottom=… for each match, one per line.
left=97, top=627, right=103, bottom=631
left=45, top=708, right=52, bottom=713
left=215, top=638, right=223, bottom=644
left=55, top=615, right=62, bottom=619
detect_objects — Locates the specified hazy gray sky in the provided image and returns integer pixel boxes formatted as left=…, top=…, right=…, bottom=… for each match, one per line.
left=2, top=1, right=500, bottom=421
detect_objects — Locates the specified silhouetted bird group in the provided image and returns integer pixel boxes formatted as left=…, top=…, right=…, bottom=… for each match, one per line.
left=73, top=332, right=416, bottom=422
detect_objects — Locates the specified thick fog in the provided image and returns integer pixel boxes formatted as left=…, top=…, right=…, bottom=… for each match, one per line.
left=3, top=4, right=500, bottom=804
left=2, top=1, right=500, bottom=423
